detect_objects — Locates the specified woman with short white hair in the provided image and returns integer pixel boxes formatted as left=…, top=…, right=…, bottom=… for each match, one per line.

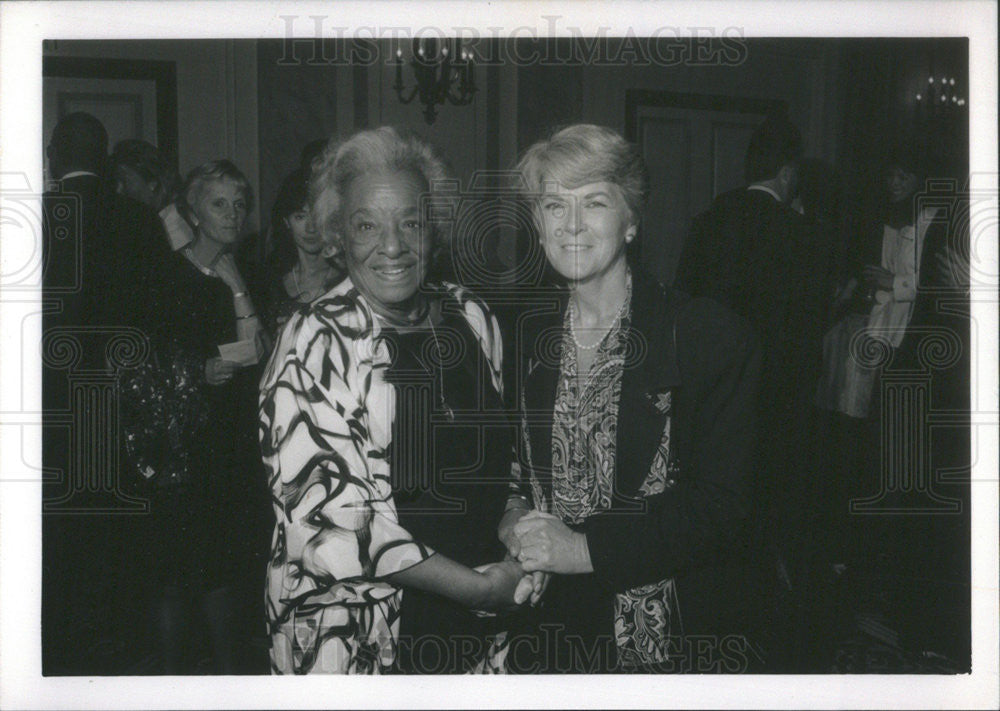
left=260, top=127, right=530, bottom=674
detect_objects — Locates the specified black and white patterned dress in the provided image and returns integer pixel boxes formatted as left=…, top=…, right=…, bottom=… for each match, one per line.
left=259, top=276, right=507, bottom=674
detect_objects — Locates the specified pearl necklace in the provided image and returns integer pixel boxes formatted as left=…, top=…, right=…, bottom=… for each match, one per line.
left=567, top=296, right=628, bottom=351
left=181, top=246, right=217, bottom=277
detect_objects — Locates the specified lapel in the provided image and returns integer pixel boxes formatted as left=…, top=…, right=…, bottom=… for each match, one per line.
left=519, top=292, right=566, bottom=502
left=614, top=268, right=683, bottom=496
left=519, top=270, right=685, bottom=502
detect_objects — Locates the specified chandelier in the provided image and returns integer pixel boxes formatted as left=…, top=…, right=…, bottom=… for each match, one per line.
left=394, top=38, right=477, bottom=124
left=914, top=75, right=967, bottom=112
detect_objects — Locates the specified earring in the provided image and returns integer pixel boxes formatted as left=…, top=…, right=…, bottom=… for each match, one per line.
left=321, top=239, right=341, bottom=259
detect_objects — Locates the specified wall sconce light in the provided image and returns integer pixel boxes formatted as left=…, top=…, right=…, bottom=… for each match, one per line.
left=915, top=75, right=966, bottom=109
left=394, top=38, right=477, bottom=124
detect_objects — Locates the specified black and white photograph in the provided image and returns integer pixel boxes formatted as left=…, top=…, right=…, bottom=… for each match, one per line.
left=0, top=1, right=997, bottom=708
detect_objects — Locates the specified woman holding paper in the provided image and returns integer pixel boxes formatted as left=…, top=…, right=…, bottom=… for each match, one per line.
left=122, top=160, right=270, bottom=673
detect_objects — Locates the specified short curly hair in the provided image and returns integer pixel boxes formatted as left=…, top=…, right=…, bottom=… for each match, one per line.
left=309, top=126, right=453, bottom=251
left=516, top=124, right=649, bottom=222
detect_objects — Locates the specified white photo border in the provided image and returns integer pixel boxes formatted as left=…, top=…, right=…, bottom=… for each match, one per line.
left=1, top=1, right=996, bottom=708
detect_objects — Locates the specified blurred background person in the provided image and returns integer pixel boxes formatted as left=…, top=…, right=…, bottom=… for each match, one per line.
left=258, top=167, right=341, bottom=336
left=42, top=112, right=169, bottom=673
left=109, top=138, right=180, bottom=214
left=828, top=146, right=941, bottom=426
left=822, top=141, right=968, bottom=661
left=299, top=137, right=329, bottom=172
left=120, top=159, right=270, bottom=674
left=673, top=116, right=835, bottom=663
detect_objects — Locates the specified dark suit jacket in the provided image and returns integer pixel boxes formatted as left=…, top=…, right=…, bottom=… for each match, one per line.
left=893, top=210, right=967, bottom=408
left=43, top=174, right=167, bottom=330
left=40, top=179, right=170, bottom=670
left=674, top=188, right=835, bottom=535
left=675, top=188, right=833, bottom=415
left=513, top=268, right=764, bottom=671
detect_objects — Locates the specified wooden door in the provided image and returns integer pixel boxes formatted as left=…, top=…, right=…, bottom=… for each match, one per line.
left=627, top=90, right=785, bottom=285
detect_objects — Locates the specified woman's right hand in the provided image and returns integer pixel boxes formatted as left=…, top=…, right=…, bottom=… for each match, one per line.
left=498, top=506, right=529, bottom=557
left=498, top=507, right=551, bottom=606
left=205, top=357, right=238, bottom=385
left=474, top=560, right=533, bottom=610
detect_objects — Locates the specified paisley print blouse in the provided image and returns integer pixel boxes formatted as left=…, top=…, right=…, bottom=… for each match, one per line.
left=258, top=277, right=504, bottom=674
left=549, top=273, right=682, bottom=670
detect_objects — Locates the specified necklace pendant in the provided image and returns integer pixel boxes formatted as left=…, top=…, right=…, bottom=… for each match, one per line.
left=442, top=402, right=455, bottom=422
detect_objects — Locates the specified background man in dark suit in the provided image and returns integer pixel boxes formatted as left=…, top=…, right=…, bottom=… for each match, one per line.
left=44, top=112, right=169, bottom=327
left=42, top=112, right=169, bottom=673
left=674, top=115, right=837, bottom=667
left=44, top=111, right=109, bottom=326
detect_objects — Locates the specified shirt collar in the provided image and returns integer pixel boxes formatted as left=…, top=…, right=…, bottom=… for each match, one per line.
left=747, top=184, right=782, bottom=202
left=60, top=170, right=100, bottom=181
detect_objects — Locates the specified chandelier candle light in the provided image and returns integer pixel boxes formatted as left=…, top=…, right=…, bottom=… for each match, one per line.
left=394, top=38, right=477, bottom=124
left=915, top=75, right=967, bottom=111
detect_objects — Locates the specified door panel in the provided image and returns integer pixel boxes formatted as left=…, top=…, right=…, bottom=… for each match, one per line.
left=627, top=90, right=785, bottom=285
left=639, top=117, right=690, bottom=291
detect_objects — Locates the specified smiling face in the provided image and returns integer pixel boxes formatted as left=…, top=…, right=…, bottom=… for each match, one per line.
left=338, top=169, right=431, bottom=317
left=284, top=205, right=322, bottom=256
left=192, top=177, right=248, bottom=247
left=536, top=180, right=636, bottom=285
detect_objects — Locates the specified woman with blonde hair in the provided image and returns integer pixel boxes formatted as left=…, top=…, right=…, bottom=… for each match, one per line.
left=123, top=159, right=269, bottom=673
left=501, top=125, right=764, bottom=673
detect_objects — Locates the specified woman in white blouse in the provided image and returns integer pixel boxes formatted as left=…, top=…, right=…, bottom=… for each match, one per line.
left=860, top=149, right=938, bottom=352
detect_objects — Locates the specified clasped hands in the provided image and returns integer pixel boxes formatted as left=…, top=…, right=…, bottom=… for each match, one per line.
left=491, top=508, right=593, bottom=608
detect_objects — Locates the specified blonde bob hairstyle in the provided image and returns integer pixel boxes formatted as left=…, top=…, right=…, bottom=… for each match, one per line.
left=516, top=123, right=649, bottom=223
left=309, top=126, right=453, bottom=253
left=178, top=159, right=254, bottom=225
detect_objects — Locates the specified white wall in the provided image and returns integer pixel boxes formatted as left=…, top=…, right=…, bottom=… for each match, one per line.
left=43, top=40, right=260, bottom=229
left=577, top=39, right=836, bottom=160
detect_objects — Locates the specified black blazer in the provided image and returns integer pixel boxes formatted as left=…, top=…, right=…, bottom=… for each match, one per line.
left=514, top=268, right=763, bottom=665
left=43, top=174, right=168, bottom=329
left=675, top=188, right=832, bottom=416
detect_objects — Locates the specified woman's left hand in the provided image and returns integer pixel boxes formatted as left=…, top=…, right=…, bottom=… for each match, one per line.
left=213, top=253, right=247, bottom=294
left=513, top=511, right=593, bottom=575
